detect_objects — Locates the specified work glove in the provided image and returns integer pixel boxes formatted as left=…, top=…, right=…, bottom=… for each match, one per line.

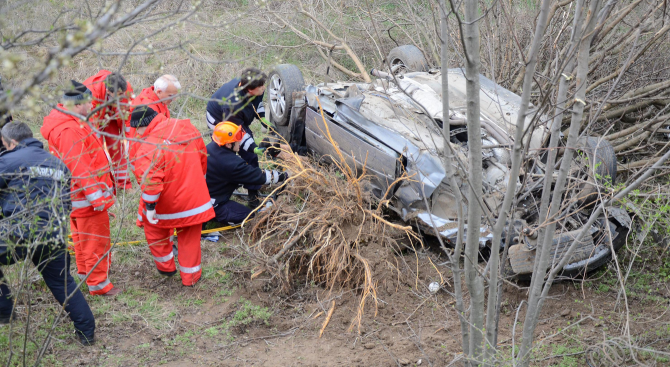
left=259, top=137, right=282, bottom=158
left=145, top=201, right=159, bottom=224
left=277, top=170, right=290, bottom=183
left=93, top=203, right=105, bottom=212
left=273, top=171, right=291, bottom=196
left=146, top=209, right=159, bottom=224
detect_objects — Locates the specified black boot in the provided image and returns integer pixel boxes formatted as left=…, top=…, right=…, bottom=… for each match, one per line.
left=78, top=333, right=95, bottom=346
left=158, top=269, right=177, bottom=277
left=248, top=190, right=260, bottom=209
left=0, top=312, right=14, bottom=325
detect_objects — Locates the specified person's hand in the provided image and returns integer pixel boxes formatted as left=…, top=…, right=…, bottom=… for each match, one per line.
left=146, top=209, right=159, bottom=224
left=259, top=137, right=282, bottom=158
left=93, top=204, right=105, bottom=211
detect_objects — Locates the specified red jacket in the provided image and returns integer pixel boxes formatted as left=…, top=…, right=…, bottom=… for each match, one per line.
left=83, top=70, right=134, bottom=136
left=41, top=106, right=115, bottom=218
left=128, top=87, right=170, bottom=140
left=132, top=86, right=170, bottom=117
left=131, top=114, right=213, bottom=228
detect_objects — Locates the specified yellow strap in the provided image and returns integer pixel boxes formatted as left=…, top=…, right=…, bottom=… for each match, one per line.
left=67, top=224, right=240, bottom=251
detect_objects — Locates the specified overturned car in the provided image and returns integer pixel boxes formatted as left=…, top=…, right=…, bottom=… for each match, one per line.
left=264, top=45, right=631, bottom=279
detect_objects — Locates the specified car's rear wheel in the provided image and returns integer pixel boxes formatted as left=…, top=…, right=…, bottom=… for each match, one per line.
left=266, top=64, right=305, bottom=128
left=386, top=45, right=429, bottom=73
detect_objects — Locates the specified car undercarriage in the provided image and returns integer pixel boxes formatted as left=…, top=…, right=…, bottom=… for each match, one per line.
left=264, top=45, right=631, bottom=279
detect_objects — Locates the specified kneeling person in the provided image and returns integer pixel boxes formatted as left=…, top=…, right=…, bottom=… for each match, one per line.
left=206, top=122, right=288, bottom=225
left=0, top=122, right=95, bottom=345
left=129, top=108, right=214, bottom=286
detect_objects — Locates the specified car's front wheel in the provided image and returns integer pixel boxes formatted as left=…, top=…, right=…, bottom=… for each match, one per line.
left=266, top=64, right=305, bottom=136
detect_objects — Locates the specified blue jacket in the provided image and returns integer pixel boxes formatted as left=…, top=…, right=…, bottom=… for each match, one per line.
left=206, top=78, right=265, bottom=129
left=205, top=141, right=285, bottom=205
left=0, top=138, right=70, bottom=241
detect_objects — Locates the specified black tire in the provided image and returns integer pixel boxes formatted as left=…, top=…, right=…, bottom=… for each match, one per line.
left=574, top=136, right=617, bottom=208
left=386, top=45, right=429, bottom=73
left=266, top=64, right=305, bottom=127
left=560, top=223, right=629, bottom=279
left=509, top=223, right=630, bottom=282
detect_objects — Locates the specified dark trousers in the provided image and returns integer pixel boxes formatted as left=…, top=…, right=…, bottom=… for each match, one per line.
left=207, top=200, right=254, bottom=226
left=0, top=244, right=95, bottom=339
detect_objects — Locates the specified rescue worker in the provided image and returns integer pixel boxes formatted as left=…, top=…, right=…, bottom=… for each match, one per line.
left=205, top=122, right=288, bottom=225
left=83, top=70, right=134, bottom=190
left=206, top=68, right=267, bottom=205
left=131, top=74, right=179, bottom=119
left=0, top=75, right=13, bottom=152
left=0, top=121, right=96, bottom=345
left=129, top=107, right=213, bottom=286
left=41, top=80, right=119, bottom=296
left=128, top=75, right=181, bottom=163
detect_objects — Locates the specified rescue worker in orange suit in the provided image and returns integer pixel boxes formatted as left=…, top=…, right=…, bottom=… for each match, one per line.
left=129, top=107, right=214, bottom=286
left=128, top=75, right=181, bottom=166
left=205, top=122, right=289, bottom=225
left=131, top=75, right=179, bottom=119
left=41, top=80, right=120, bottom=296
left=83, top=70, right=134, bottom=190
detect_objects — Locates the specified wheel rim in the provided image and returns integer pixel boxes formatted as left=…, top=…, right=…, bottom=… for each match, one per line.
left=390, top=58, right=407, bottom=74
left=269, top=74, right=286, bottom=119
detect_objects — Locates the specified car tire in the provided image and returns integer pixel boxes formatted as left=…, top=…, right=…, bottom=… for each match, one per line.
left=573, top=136, right=617, bottom=208
left=560, top=222, right=629, bottom=278
left=386, top=45, right=429, bottom=73
left=266, top=64, right=305, bottom=127
left=507, top=222, right=630, bottom=282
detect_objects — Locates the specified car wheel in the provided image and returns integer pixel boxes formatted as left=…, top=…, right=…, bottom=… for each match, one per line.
left=572, top=136, right=617, bottom=209
left=266, top=64, right=305, bottom=127
left=386, top=45, right=429, bottom=73
left=560, top=221, right=629, bottom=278
left=507, top=220, right=630, bottom=282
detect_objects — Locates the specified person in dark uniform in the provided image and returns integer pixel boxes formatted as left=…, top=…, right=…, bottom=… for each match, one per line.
left=205, top=122, right=288, bottom=225
left=206, top=68, right=267, bottom=204
left=0, top=122, right=96, bottom=346
left=0, top=76, right=14, bottom=152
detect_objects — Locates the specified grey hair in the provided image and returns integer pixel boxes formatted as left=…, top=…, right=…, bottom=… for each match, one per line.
left=1, top=121, right=33, bottom=143
left=154, top=74, right=181, bottom=92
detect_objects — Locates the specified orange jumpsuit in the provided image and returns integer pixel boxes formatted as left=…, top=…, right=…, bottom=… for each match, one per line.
left=83, top=70, right=134, bottom=190
left=41, top=106, right=117, bottom=295
left=131, top=114, right=214, bottom=286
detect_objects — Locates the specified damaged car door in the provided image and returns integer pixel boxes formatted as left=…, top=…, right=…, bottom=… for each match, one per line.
left=303, top=86, right=401, bottom=198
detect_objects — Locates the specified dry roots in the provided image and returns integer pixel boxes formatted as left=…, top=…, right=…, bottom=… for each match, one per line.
left=246, top=118, right=418, bottom=330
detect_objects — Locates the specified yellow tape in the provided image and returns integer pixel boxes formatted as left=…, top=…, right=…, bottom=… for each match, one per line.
left=66, top=224, right=241, bottom=253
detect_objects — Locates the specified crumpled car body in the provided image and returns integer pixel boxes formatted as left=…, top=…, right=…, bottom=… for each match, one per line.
left=267, top=62, right=630, bottom=278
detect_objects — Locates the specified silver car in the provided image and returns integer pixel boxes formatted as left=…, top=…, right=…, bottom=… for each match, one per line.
left=264, top=45, right=630, bottom=279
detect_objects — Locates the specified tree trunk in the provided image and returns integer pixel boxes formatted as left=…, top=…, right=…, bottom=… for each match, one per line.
left=440, top=0, right=470, bottom=358
left=483, top=0, right=554, bottom=362
left=518, top=1, right=601, bottom=365
left=463, top=0, right=484, bottom=364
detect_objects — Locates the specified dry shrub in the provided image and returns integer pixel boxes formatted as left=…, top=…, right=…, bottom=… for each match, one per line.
left=246, top=110, right=418, bottom=330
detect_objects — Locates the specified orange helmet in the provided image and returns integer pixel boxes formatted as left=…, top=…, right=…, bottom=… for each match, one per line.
left=212, top=121, right=245, bottom=146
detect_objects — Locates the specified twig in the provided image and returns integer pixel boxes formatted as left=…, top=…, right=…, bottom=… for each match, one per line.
left=319, top=300, right=335, bottom=338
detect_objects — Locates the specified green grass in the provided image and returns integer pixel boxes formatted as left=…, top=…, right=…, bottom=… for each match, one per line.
left=0, top=311, right=72, bottom=367
left=232, top=298, right=272, bottom=326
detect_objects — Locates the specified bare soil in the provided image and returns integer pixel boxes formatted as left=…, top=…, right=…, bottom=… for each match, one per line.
left=27, top=231, right=670, bottom=366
